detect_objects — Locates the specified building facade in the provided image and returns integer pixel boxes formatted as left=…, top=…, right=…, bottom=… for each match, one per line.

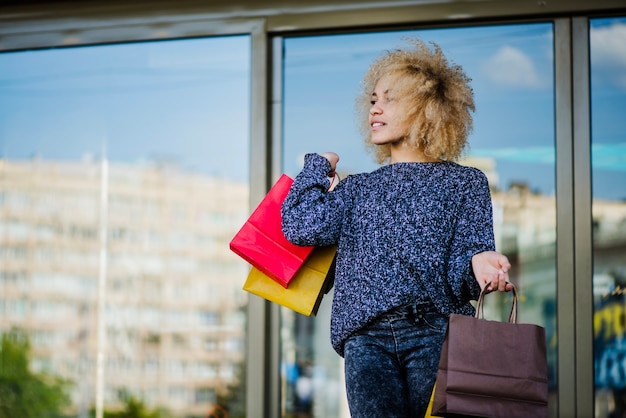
left=0, top=158, right=248, bottom=417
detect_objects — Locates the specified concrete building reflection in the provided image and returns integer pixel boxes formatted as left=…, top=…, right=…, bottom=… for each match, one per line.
left=0, top=157, right=249, bottom=417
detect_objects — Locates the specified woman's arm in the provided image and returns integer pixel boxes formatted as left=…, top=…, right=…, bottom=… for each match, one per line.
left=281, top=153, right=345, bottom=247
left=447, top=168, right=499, bottom=301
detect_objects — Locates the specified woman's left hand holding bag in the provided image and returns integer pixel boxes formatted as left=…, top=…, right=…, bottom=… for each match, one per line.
left=471, top=251, right=513, bottom=293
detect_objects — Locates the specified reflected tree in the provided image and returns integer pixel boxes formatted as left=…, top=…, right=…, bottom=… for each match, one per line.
left=0, top=329, right=70, bottom=418
left=90, top=393, right=173, bottom=418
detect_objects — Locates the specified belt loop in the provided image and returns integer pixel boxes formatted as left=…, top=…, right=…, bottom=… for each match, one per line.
left=411, top=303, right=418, bottom=318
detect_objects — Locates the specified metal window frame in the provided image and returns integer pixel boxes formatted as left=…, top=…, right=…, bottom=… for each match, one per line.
left=554, top=16, right=594, bottom=418
left=1, top=2, right=624, bottom=417
left=571, top=16, right=594, bottom=418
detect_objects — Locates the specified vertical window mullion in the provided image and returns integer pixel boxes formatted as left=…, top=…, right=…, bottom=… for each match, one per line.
left=246, top=18, right=282, bottom=418
left=572, top=16, right=594, bottom=418
left=554, top=17, right=577, bottom=418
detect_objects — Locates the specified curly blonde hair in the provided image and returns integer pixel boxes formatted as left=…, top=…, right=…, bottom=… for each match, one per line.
left=356, top=38, right=475, bottom=164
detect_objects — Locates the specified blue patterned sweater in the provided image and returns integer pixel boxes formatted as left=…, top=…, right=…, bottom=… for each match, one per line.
left=281, top=153, right=495, bottom=356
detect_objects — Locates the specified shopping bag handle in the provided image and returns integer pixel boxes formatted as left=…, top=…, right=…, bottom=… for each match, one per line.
left=328, top=172, right=340, bottom=191
left=475, top=283, right=517, bottom=324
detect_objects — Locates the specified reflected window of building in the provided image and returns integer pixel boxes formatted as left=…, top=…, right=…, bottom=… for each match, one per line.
left=0, top=35, right=251, bottom=417
left=282, top=23, right=557, bottom=417
left=590, top=16, right=626, bottom=418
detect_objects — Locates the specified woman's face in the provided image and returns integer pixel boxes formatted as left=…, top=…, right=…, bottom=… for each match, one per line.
left=368, top=74, right=409, bottom=146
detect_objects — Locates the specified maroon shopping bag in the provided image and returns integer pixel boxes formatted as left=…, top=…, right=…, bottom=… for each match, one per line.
left=432, top=285, right=548, bottom=417
left=229, top=174, right=314, bottom=288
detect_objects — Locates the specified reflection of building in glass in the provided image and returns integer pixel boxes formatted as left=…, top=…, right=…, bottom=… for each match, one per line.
left=592, top=196, right=626, bottom=417
left=0, top=157, right=249, bottom=416
left=593, top=199, right=626, bottom=290
left=460, top=157, right=562, bottom=323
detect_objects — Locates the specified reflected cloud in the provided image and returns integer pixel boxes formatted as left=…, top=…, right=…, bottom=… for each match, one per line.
left=593, top=143, right=626, bottom=171
left=591, top=20, right=626, bottom=89
left=471, top=145, right=553, bottom=164
left=483, top=46, right=542, bottom=88
left=470, top=143, right=626, bottom=171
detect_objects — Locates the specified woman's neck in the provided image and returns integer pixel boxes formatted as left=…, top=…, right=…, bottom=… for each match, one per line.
left=389, top=142, right=440, bottom=163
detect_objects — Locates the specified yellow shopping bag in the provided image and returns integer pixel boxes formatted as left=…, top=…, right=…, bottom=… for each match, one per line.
left=425, top=384, right=443, bottom=418
left=243, top=245, right=336, bottom=316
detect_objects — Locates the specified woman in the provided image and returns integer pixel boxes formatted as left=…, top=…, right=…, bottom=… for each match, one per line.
left=281, top=38, right=512, bottom=418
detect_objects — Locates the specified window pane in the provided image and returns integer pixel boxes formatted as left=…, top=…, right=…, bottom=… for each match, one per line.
left=591, top=16, right=626, bottom=418
left=0, top=36, right=250, bottom=417
left=282, top=23, right=557, bottom=417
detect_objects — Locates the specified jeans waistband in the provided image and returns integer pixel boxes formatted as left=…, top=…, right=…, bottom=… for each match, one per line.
left=379, top=300, right=438, bottom=321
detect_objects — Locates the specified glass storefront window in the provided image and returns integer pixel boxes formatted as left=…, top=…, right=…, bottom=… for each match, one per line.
left=0, top=35, right=250, bottom=417
left=591, top=16, right=626, bottom=418
left=282, top=23, right=557, bottom=417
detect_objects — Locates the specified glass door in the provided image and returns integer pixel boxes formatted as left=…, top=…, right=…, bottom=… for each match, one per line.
left=281, top=22, right=557, bottom=417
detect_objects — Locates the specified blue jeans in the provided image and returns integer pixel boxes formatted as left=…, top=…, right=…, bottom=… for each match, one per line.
left=343, top=300, right=448, bottom=418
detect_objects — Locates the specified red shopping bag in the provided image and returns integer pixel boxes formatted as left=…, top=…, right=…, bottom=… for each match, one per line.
left=229, top=174, right=314, bottom=288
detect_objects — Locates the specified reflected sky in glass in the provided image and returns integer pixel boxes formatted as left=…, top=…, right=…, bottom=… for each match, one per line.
left=283, top=22, right=626, bottom=200
left=1, top=22, right=624, bottom=199
left=591, top=17, right=626, bottom=201
left=0, top=35, right=251, bottom=182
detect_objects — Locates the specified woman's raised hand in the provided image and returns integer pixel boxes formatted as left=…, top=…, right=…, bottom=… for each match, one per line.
left=320, top=152, right=340, bottom=177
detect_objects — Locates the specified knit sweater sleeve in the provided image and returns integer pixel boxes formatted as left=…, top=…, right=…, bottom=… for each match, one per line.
left=281, top=153, right=345, bottom=247
left=447, top=168, right=496, bottom=303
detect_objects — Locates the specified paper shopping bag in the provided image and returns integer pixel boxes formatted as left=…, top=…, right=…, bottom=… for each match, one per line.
left=432, top=285, right=548, bottom=418
left=230, top=174, right=314, bottom=288
left=424, top=384, right=443, bottom=418
left=243, top=245, right=336, bottom=316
